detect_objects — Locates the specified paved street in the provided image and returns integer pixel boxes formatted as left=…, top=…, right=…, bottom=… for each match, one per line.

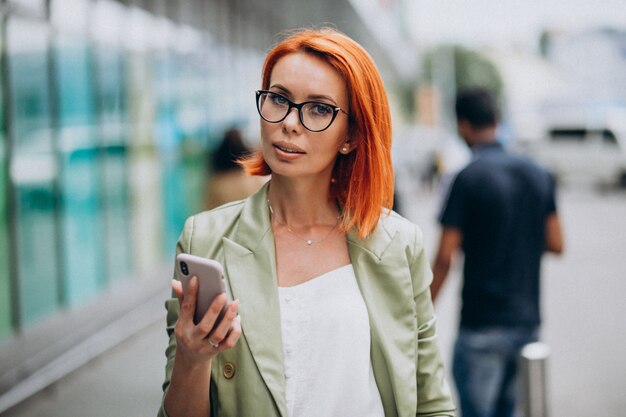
left=540, top=189, right=626, bottom=417
left=414, top=185, right=626, bottom=417
left=6, top=186, right=626, bottom=417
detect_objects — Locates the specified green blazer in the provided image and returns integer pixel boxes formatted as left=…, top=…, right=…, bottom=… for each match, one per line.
left=158, top=183, right=455, bottom=417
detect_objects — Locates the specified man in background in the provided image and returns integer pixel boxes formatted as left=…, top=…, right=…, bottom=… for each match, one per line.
left=432, top=88, right=564, bottom=417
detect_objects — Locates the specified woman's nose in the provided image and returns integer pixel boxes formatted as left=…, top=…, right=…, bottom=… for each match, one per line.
left=282, top=107, right=302, bottom=131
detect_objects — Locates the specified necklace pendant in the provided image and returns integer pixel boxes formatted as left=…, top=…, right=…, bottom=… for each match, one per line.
left=306, top=239, right=313, bottom=246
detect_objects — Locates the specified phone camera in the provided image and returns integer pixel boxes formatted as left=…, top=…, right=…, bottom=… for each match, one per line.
left=180, top=261, right=189, bottom=275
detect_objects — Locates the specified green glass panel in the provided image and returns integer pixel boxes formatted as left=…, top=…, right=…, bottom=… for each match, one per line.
left=177, top=53, right=210, bottom=219
left=154, top=53, right=185, bottom=254
left=15, top=186, right=58, bottom=323
left=95, top=46, right=131, bottom=282
left=0, top=119, right=11, bottom=339
left=0, top=19, right=11, bottom=340
left=155, top=52, right=209, bottom=256
left=7, top=18, right=60, bottom=325
left=55, top=36, right=104, bottom=306
left=160, top=157, right=186, bottom=256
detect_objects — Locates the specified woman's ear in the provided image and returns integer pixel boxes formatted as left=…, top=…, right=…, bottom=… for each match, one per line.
left=339, top=140, right=355, bottom=155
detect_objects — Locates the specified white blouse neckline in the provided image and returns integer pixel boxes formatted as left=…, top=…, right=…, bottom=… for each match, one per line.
left=278, top=264, right=352, bottom=290
left=278, top=264, right=385, bottom=417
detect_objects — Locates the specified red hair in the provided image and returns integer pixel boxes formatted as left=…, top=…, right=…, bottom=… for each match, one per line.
left=241, top=28, right=393, bottom=238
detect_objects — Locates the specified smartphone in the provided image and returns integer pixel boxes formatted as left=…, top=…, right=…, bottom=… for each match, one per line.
left=176, top=253, right=226, bottom=325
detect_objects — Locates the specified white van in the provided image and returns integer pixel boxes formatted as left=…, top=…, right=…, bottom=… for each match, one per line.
left=527, top=109, right=626, bottom=188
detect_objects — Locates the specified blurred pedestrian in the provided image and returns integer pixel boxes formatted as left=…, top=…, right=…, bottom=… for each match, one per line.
left=203, top=128, right=266, bottom=210
left=431, top=88, right=564, bottom=417
left=159, top=28, right=455, bottom=417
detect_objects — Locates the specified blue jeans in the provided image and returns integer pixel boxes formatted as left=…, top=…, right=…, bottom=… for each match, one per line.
left=453, top=326, right=539, bottom=417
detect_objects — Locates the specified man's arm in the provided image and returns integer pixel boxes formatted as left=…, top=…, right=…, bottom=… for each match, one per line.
left=431, top=227, right=463, bottom=302
left=545, top=212, right=564, bottom=254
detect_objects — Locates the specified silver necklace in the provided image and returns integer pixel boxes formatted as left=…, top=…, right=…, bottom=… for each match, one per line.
left=267, top=200, right=340, bottom=246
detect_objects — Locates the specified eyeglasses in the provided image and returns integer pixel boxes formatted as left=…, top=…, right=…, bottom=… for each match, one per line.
left=255, top=90, right=349, bottom=132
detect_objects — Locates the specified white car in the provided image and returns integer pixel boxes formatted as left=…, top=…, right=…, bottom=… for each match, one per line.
left=527, top=111, right=626, bottom=188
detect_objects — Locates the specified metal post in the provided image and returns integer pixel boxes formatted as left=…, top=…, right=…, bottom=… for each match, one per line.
left=519, top=342, right=551, bottom=417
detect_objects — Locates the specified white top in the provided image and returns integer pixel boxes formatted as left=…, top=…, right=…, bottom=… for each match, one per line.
left=278, top=265, right=385, bottom=417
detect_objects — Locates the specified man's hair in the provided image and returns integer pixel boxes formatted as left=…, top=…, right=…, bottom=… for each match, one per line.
left=455, top=88, right=499, bottom=128
left=240, top=27, right=393, bottom=238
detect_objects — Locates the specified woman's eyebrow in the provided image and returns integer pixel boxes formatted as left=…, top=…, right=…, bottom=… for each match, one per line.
left=307, top=94, right=337, bottom=105
left=269, top=84, right=290, bottom=95
left=269, top=84, right=337, bottom=105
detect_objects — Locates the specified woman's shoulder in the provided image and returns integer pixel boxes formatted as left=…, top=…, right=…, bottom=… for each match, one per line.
left=196, top=198, right=245, bottom=220
left=377, top=209, right=425, bottom=245
left=183, top=199, right=246, bottom=242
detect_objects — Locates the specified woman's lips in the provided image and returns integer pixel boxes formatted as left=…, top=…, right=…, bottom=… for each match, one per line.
left=273, top=143, right=306, bottom=155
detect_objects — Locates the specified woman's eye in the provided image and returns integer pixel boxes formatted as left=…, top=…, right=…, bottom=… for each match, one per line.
left=311, top=104, right=332, bottom=116
left=270, top=93, right=288, bottom=106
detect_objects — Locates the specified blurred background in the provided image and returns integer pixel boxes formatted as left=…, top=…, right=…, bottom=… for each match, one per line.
left=0, top=0, right=624, bottom=416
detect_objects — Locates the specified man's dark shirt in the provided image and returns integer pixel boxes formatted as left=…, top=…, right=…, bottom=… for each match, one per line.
left=439, top=142, right=557, bottom=328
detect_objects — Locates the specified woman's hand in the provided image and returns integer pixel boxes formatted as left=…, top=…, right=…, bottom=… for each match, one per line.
left=172, top=277, right=241, bottom=364
left=165, top=277, right=240, bottom=417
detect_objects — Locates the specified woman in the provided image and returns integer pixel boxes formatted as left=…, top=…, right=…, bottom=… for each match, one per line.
left=158, top=28, right=455, bottom=417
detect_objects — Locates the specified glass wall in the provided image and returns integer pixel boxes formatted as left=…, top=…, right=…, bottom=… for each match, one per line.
left=90, top=0, right=133, bottom=284
left=0, top=0, right=266, bottom=340
left=55, top=34, right=105, bottom=305
left=7, top=17, right=61, bottom=325
left=94, top=44, right=132, bottom=284
left=153, top=49, right=186, bottom=256
left=156, top=42, right=211, bottom=256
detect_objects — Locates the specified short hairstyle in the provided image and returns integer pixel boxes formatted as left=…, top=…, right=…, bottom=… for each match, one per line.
left=455, top=88, right=499, bottom=129
left=240, top=28, right=393, bottom=238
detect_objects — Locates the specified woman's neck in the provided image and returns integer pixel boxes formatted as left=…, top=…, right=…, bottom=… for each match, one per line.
left=267, top=177, right=340, bottom=227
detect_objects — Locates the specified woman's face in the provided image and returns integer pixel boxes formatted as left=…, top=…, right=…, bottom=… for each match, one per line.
left=260, top=52, right=352, bottom=181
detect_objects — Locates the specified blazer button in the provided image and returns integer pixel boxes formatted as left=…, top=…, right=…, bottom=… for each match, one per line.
left=223, top=362, right=236, bottom=379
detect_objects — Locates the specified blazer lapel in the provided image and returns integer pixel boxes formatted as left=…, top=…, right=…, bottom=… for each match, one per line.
left=348, top=223, right=418, bottom=417
left=222, top=184, right=287, bottom=417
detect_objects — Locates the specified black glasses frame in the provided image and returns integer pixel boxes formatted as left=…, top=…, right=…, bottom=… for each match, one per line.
left=255, top=90, right=349, bottom=132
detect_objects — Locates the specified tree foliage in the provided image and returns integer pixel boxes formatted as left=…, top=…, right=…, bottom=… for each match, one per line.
left=421, top=44, right=503, bottom=99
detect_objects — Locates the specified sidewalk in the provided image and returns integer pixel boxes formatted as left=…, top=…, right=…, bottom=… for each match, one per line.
left=5, top=316, right=168, bottom=417
left=0, top=267, right=171, bottom=417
